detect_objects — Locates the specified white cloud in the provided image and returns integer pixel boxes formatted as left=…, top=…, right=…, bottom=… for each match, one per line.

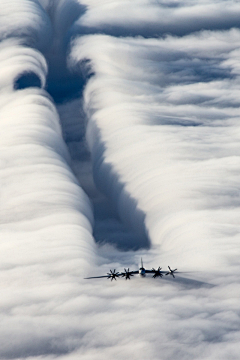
left=76, top=0, right=240, bottom=37
left=1, top=1, right=240, bottom=359
left=0, top=39, right=47, bottom=91
left=71, top=31, right=240, bottom=267
left=0, top=34, right=95, bottom=359
left=68, top=30, right=240, bottom=358
left=0, top=0, right=52, bottom=50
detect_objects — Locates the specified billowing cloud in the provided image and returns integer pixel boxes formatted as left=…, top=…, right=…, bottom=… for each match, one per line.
left=68, top=29, right=240, bottom=358
left=0, top=39, right=47, bottom=91
left=0, top=0, right=52, bottom=50
left=75, top=0, right=240, bottom=37
left=70, top=31, right=240, bottom=268
left=0, top=5, right=95, bottom=358
left=1, top=0, right=240, bottom=359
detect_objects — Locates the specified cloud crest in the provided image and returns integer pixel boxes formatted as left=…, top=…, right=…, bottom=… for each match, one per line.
left=0, top=0, right=52, bottom=50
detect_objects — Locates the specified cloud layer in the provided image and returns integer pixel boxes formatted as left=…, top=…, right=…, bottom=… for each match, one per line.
left=76, top=0, right=240, bottom=37
left=0, top=7, right=95, bottom=357
left=0, top=0, right=52, bottom=50
left=71, top=30, right=240, bottom=268
left=1, top=0, right=240, bottom=359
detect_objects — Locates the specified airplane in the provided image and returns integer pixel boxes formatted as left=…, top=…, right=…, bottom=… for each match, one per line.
left=84, top=259, right=178, bottom=281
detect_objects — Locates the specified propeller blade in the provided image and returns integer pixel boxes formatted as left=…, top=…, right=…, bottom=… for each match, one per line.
left=122, top=268, right=134, bottom=280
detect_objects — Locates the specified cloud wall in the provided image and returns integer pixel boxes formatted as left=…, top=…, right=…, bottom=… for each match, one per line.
left=0, top=3, right=96, bottom=357
left=0, top=0, right=52, bottom=51
left=71, top=30, right=240, bottom=268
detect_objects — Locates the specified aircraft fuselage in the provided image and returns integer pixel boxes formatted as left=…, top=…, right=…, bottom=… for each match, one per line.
left=139, top=267, right=146, bottom=276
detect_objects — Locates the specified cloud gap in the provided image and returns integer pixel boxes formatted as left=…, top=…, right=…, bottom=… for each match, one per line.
left=14, top=72, right=42, bottom=90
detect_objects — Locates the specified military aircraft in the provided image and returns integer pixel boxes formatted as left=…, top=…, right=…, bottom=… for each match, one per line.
left=84, top=259, right=178, bottom=281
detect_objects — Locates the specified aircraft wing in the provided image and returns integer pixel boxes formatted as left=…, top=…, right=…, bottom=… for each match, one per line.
left=145, top=269, right=168, bottom=274
left=118, top=270, right=139, bottom=276
left=84, top=275, right=110, bottom=279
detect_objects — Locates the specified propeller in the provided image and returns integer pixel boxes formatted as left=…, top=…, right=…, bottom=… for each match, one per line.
left=152, top=267, right=163, bottom=278
left=165, top=266, right=177, bottom=278
left=122, top=268, right=134, bottom=280
left=107, top=269, right=120, bottom=281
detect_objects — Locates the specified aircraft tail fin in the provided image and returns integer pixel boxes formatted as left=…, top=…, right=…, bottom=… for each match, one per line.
left=141, top=258, right=143, bottom=268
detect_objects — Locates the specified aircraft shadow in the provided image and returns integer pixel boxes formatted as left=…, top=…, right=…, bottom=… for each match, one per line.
left=162, top=275, right=214, bottom=289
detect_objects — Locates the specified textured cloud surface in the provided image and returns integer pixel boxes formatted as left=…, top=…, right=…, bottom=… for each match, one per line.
left=0, top=6, right=95, bottom=358
left=1, top=0, right=240, bottom=359
left=0, top=0, right=52, bottom=50
left=71, top=31, right=240, bottom=268
left=76, top=0, right=240, bottom=36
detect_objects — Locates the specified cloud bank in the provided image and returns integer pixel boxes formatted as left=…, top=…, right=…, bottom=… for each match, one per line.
left=0, top=0, right=52, bottom=50
left=1, top=0, right=240, bottom=359
left=0, top=4, right=96, bottom=358
left=71, top=30, right=240, bottom=268
left=75, top=0, right=240, bottom=37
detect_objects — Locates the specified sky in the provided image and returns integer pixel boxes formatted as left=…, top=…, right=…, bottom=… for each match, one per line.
left=1, top=0, right=240, bottom=359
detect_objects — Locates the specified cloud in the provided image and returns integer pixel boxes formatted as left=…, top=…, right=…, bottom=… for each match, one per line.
left=37, top=0, right=87, bottom=103
left=0, top=0, right=52, bottom=51
left=0, top=39, right=48, bottom=91
left=70, top=31, right=240, bottom=267
left=0, top=27, right=95, bottom=359
left=1, top=1, right=240, bottom=359
left=68, top=29, right=240, bottom=358
left=74, top=0, right=240, bottom=37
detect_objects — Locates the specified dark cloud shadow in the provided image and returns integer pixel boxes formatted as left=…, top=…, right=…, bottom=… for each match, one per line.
left=46, top=71, right=85, bottom=103
left=43, top=1, right=88, bottom=103
left=88, top=126, right=150, bottom=251
left=0, top=337, right=74, bottom=359
left=162, top=275, right=215, bottom=289
left=91, top=161, right=150, bottom=251
left=72, top=13, right=240, bottom=39
left=14, top=72, right=42, bottom=90
left=149, top=115, right=203, bottom=127
left=57, top=97, right=149, bottom=251
left=93, top=197, right=149, bottom=251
